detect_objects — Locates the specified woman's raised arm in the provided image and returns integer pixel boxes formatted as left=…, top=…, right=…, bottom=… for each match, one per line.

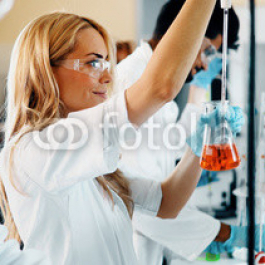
left=126, top=0, right=217, bottom=126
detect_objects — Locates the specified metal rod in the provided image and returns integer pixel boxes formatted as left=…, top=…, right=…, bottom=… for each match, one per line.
left=220, top=9, right=229, bottom=143
left=221, top=8, right=229, bottom=104
left=247, top=0, right=256, bottom=264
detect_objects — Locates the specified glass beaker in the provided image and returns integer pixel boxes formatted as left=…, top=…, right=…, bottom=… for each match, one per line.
left=200, top=101, right=241, bottom=171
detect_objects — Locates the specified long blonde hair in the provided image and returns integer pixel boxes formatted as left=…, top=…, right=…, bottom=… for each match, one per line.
left=0, top=12, right=133, bottom=243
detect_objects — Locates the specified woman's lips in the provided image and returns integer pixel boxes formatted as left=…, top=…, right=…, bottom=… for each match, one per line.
left=93, top=92, right=108, bottom=99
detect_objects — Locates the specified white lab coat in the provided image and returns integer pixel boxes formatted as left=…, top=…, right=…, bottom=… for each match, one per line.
left=116, top=41, right=220, bottom=263
left=0, top=225, right=51, bottom=264
left=0, top=91, right=162, bottom=265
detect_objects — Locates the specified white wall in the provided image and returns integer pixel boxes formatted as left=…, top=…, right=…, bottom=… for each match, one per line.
left=229, top=6, right=265, bottom=110
left=0, top=0, right=137, bottom=43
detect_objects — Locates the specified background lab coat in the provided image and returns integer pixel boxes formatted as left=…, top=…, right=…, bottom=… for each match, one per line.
left=0, top=91, right=162, bottom=265
left=116, top=41, right=220, bottom=263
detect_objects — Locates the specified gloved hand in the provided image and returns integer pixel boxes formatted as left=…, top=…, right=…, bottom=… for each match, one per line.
left=186, top=105, right=244, bottom=157
left=197, top=170, right=219, bottom=187
left=205, top=225, right=265, bottom=255
left=204, top=239, right=227, bottom=255
left=225, top=106, right=245, bottom=137
left=190, top=58, right=222, bottom=89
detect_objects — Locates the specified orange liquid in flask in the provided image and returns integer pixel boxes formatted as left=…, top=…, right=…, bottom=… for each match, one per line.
left=200, top=143, right=241, bottom=171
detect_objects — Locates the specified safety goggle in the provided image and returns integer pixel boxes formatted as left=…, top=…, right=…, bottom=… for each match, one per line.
left=54, top=58, right=111, bottom=79
left=202, top=44, right=223, bottom=63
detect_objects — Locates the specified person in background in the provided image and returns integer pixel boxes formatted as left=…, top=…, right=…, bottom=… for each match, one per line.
left=0, top=1, right=242, bottom=264
left=116, top=41, right=135, bottom=63
left=115, top=0, right=258, bottom=264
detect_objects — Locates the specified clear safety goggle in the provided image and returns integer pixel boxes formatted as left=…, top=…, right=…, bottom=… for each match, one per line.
left=202, top=44, right=223, bottom=63
left=55, top=58, right=111, bottom=79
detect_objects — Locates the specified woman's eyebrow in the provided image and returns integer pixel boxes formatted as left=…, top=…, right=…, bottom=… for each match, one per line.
left=85, top=53, right=108, bottom=59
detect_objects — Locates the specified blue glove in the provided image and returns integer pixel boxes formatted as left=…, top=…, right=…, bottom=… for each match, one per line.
left=205, top=225, right=265, bottom=255
left=190, top=58, right=222, bottom=89
left=186, top=105, right=245, bottom=157
left=197, top=170, right=219, bottom=187
left=205, top=239, right=227, bottom=255
left=225, top=106, right=245, bottom=137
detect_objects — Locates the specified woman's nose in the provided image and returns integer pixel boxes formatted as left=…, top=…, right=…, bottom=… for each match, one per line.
left=99, top=69, right=112, bottom=84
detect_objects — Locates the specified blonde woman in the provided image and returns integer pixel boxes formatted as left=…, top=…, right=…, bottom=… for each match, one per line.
left=0, top=1, right=243, bottom=264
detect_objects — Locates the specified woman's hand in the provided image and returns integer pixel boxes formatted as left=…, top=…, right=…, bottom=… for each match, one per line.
left=186, top=105, right=245, bottom=157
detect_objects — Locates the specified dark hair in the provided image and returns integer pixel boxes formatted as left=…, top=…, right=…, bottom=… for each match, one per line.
left=116, top=41, right=133, bottom=55
left=153, top=0, right=240, bottom=50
